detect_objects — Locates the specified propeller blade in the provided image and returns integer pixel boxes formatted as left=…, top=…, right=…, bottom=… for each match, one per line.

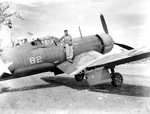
left=100, top=14, right=109, bottom=34
left=99, top=14, right=134, bottom=50
left=114, top=43, right=134, bottom=50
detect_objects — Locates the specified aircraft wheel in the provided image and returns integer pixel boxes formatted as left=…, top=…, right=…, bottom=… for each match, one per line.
left=75, top=71, right=84, bottom=81
left=111, top=72, right=123, bottom=87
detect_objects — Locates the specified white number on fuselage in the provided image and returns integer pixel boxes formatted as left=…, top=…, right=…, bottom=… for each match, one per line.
left=29, top=56, right=42, bottom=64
left=36, top=56, right=42, bottom=63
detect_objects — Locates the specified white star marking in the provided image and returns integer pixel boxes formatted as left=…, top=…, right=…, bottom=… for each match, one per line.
left=0, top=59, right=13, bottom=76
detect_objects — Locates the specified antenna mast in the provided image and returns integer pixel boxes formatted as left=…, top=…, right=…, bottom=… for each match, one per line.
left=78, top=26, right=83, bottom=38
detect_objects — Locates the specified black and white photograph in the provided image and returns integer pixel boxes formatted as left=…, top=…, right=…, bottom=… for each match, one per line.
left=0, top=0, right=150, bottom=114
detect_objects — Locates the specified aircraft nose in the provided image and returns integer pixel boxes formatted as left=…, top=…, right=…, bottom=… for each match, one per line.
left=98, top=33, right=114, bottom=54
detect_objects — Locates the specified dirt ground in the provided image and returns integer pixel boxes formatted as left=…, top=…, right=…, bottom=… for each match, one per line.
left=0, top=64, right=150, bottom=114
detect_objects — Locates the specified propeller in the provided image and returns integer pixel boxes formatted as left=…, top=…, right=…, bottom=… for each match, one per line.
left=114, top=43, right=134, bottom=50
left=100, top=14, right=109, bottom=34
left=100, top=14, right=134, bottom=50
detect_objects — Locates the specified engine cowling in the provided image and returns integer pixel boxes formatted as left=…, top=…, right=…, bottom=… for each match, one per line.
left=98, top=33, right=114, bottom=54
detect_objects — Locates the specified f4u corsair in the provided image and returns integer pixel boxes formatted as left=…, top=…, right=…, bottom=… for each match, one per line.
left=0, top=14, right=150, bottom=87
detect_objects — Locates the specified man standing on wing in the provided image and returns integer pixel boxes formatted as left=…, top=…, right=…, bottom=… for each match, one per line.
left=60, top=30, right=74, bottom=63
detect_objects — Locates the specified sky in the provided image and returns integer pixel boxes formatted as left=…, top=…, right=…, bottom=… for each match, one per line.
left=0, top=0, right=150, bottom=48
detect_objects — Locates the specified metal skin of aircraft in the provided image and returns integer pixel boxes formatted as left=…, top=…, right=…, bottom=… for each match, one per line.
left=0, top=14, right=150, bottom=87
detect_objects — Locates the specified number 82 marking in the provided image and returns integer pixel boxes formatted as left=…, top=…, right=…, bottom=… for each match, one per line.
left=29, top=56, right=42, bottom=64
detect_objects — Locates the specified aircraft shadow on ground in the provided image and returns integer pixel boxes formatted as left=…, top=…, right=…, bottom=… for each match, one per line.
left=1, top=76, right=150, bottom=97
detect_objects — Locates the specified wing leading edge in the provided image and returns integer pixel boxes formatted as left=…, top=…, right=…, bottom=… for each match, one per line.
left=87, top=46, right=150, bottom=70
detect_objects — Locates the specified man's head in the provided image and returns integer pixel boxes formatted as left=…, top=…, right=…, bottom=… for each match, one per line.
left=64, top=30, right=68, bottom=35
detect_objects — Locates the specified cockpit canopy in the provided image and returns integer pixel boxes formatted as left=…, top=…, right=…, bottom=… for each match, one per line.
left=1, top=36, right=60, bottom=56
left=31, top=36, right=60, bottom=47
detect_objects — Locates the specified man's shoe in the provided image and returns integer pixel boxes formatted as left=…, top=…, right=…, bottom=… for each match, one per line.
left=68, top=59, right=73, bottom=63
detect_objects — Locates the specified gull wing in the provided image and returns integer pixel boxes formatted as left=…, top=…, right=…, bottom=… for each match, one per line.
left=57, top=46, right=150, bottom=76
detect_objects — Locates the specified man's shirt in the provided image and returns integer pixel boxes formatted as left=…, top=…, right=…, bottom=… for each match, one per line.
left=60, top=34, right=72, bottom=45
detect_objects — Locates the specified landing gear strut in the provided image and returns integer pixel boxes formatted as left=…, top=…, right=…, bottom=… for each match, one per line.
left=110, top=68, right=123, bottom=87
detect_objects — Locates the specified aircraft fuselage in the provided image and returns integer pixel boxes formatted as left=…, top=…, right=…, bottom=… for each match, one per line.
left=0, top=34, right=113, bottom=81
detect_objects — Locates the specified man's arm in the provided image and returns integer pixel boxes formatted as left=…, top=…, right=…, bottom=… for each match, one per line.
left=69, top=34, right=73, bottom=42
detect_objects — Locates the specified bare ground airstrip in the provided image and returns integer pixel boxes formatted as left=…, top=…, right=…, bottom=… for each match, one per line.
left=0, top=64, right=150, bottom=114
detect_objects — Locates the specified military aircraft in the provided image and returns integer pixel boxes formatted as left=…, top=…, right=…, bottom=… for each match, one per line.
left=0, top=14, right=150, bottom=87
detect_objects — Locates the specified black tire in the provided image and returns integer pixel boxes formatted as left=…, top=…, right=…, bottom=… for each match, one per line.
left=111, top=72, right=123, bottom=87
left=75, top=72, right=84, bottom=81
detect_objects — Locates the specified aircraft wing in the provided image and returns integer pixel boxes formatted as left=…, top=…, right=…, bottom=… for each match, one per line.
left=57, top=50, right=103, bottom=75
left=57, top=47, right=150, bottom=76
left=86, top=46, right=150, bottom=70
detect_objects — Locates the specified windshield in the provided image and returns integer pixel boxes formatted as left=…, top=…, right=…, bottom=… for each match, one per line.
left=40, top=36, right=60, bottom=46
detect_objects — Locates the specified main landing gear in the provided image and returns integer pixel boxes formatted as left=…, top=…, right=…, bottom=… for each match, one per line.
left=74, top=67, right=123, bottom=87
left=110, top=68, right=123, bottom=87
left=74, top=70, right=85, bottom=81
